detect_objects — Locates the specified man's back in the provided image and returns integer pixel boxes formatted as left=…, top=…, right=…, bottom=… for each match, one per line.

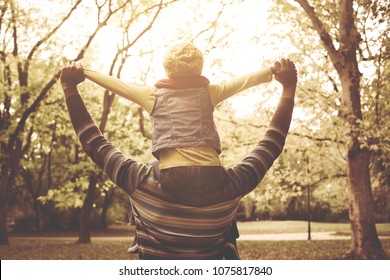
left=60, top=58, right=297, bottom=259
left=131, top=172, right=241, bottom=259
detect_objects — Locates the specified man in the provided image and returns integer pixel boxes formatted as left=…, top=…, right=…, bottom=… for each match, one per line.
left=60, top=59, right=297, bottom=259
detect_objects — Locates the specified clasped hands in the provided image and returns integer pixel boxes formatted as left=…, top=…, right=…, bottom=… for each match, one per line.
left=271, top=59, right=297, bottom=88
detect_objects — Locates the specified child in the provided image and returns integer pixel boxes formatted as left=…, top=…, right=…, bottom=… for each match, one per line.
left=83, top=42, right=277, bottom=258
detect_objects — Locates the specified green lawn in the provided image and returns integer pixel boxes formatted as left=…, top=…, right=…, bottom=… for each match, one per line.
left=237, top=220, right=390, bottom=236
left=1, top=221, right=389, bottom=260
left=0, top=238, right=137, bottom=260
left=238, top=240, right=390, bottom=260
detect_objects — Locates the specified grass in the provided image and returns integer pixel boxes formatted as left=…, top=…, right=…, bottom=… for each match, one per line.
left=1, top=221, right=390, bottom=260
left=238, top=239, right=390, bottom=260
left=0, top=238, right=138, bottom=260
left=237, top=220, right=390, bottom=236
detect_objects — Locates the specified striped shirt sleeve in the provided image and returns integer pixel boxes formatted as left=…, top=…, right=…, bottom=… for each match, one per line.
left=228, top=97, right=294, bottom=197
left=66, top=94, right=150, bottom=195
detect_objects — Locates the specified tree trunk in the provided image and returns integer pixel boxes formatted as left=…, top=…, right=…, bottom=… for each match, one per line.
left=344, top=146, right=388, bottom=259
left=0, top=151, right=12, bottom=245
left=0, top=140, right=23, bottom=245
left=78, top=174, right=99, bottom=243
left=338, top=41, right=388, bottom=260
left=307, top=185, right=311, bottom=241
left=100, top=189, right=115, bottom=231
left=0, top=169, right=10, bottom=245
left=294, top=0, right=389, bottom=260
left=33, top=201, right=41, bottom=232
left=76, top=90, right=115, bottom=242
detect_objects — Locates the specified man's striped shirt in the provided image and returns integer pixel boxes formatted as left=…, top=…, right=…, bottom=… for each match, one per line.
left=66, top=93, right=293, bottom=259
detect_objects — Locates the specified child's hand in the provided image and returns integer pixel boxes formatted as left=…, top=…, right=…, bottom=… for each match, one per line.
left=274, top=59, right=297, bottom=88
left=271, top=61, right=281, bottom=75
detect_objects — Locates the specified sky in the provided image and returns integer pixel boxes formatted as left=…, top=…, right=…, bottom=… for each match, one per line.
left=89, top=0, right=274, bottom=79
left=82, top=0, right=283, bottom=117
left=16, top=0, right=304, bottom=120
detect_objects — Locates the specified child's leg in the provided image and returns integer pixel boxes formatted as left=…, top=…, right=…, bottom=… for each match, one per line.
left=128, top=202, right=138, bottom=254
left=227, top=218, right=239, bottom=245
left=222, top=219, right=241, bottom=259
left=127, top=231, right=138, bottom=254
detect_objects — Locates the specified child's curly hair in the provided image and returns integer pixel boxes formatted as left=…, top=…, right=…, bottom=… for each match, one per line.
left=163, top=42, right=203, bottom=78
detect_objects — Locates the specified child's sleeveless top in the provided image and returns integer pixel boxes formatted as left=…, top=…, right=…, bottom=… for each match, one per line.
left=151, top=77, right=221, bottom=159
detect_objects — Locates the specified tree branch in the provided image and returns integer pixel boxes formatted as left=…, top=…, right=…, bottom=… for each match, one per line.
left=288, top=131, right=345, bottom=145
left=0, top=1, right=8, bottom=33
left=114, top=0, right=165, bottom=62
left=24, top=0, right=82, bottom=74
left=294, top=0, right=341, bottom=71
left=98, top=0, right=173, bottom=133
left=298, top=173, right=347, bottom=190
left=8, top=71, right=61, bottom=150
left=9, top=1, right=130, bottom=149
left=10, top=1, right=17, bottom=56
left=338, top=0, right=361, bottom=51
left=73, top=0, right=131, bottom=62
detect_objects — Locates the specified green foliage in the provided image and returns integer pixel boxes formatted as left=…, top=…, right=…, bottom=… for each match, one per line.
left=215, top=0, right=389, bottom=224
left=39, top=177, right=88, bottom=210
left=2, top=0, right=389, bottom=236
left=236, top=0, right=390, bottom=222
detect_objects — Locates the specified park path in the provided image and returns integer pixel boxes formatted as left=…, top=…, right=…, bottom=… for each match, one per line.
left=9, top=231, right=390, bottom=241
left=239, top=232, right=390, bottom=240
left=239, top=232, right=350, bottom=241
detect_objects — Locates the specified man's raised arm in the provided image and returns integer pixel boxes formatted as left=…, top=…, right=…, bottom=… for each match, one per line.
left=60, top=63, right=150, bottom=196
left=230, top=59, right=297, bottom=196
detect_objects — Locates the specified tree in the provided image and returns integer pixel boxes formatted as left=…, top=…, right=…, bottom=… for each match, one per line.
left=1, top=0, right=80, bottom=245
left=76, top=0, right=176, bottom=244
left=75, top=0, right=242, bottom=243
left=18, top=121, right=57, bottom=232
left=282, top=0, right=388, bottom=259
left=0, top=0, right=132, bottom=245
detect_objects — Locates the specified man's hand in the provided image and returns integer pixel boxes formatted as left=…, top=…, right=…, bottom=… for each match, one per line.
left=60, top=62, right=85, bottom=90
left=273, top=59, right=297, bottom=88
